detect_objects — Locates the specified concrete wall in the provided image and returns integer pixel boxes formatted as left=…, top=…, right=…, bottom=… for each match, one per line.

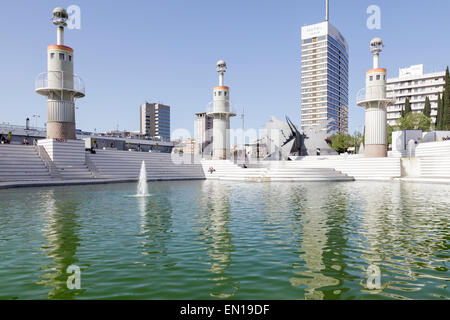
left=401, top=158, right=420, bottom=177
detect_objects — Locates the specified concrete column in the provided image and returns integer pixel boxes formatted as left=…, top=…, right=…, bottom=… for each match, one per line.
left=212, top=86, right=231, bottom=160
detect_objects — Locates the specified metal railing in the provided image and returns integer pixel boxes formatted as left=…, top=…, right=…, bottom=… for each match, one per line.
left=0, top=123, right=46, bottom=133
left=85, top=152, right=100, bottom=178
left=205, top=104, right=238, bottom=115
left=35, top=72, right=85, bottom=96
left=35, top=144, right=61, bottom=178
left=356, top=85, right=388, bottom=104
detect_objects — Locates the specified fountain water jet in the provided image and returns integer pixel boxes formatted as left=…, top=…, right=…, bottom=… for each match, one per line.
left=137, top=161, right=149, bottom=196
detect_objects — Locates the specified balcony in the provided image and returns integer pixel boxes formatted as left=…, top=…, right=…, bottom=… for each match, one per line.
left=35, top=72, right=85, bottom=98
left=356, top=85, right=394, bottom=106
left=206, top=104, right=237, bottom=116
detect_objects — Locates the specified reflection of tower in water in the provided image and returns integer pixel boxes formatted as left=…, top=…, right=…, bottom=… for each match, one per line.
left=200, top=181, right=237, bottom=298
left=358, top=182, right=446, bottom=296
left=38, top=189, right=82, bottom=299
left=138, top=196, right=173, bottom=264
left=288, top=184, right=340, bottom=300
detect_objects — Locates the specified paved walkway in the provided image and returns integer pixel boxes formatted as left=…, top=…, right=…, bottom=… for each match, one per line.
left=0, top=178, right=136, bottom=189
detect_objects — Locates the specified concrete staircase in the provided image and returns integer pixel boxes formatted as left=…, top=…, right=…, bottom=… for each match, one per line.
left=264, top=162, right=353, bottom=181
left=88, top=149, right=205, bottom=180
left=416, top=141, right=450, bottom=158
left=0, top=144, right=52, bottom=181
left=202, top=160, right=268, bottom=181
left=0, top=146, right=406, bottom=183
left=281, top=157, right=401, bottom=179
left=419, top=157, right=450, bottom=178
left=54, top=161, right=93, bottom=179
left=37, top=139, right=93, bottom=180
left=201, top=160, right=354, bottom=181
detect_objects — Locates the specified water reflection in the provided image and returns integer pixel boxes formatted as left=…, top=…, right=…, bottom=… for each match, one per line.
left=320, top=186, right=357, bottom=299
left=199, top=181, right=237, bottom=298
left=0, top=180, right=447, bottom=300
left=38, top=189, right=83, bottom=299
left=359, top=182, right=450, bottom=299
left=286, top=184, right=340, bottom=299
left=138, top=194, right=173, bottom=266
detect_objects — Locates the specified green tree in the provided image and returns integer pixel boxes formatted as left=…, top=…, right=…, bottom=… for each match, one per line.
left=387, top=124, right=394, bottom=145
left=351, top=131, right=363, bottom=153
left=423, top=96, right=431, bottom=118
left=443, top=90, right=449, bottom=130
left=436, top=93, right=443, bottom=129
left=443, top=67, right=450, bottom=130
left=330, top=133, right=353, bottom=154
left=395, top=113, right=432, bottom=131
left=403, top=98, right=412, bottom=116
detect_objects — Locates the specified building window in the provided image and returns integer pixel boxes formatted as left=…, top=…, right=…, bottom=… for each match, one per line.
left=224, top=91, right=227, bottom=96
left=50, top=52, right=55, bottom=59
left=68, top=55, right=72, bottom=62
left=218, top=91, right=222, bottom=96
left=370, top=76, right=373, bottom=81
left=376, top=75, right=380, bottom=80
left=59, top=53, right=65, bottom=60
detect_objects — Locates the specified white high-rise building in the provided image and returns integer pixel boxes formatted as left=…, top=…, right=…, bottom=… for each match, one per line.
left=300, top=1, right=349, bottom=134
left=194, top=112, right=213, bottom=156
left=386, top=64, right=445, bottom=126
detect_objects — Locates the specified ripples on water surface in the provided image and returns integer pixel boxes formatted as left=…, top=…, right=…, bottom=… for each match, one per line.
left=0, top=180, right=448, bottom=300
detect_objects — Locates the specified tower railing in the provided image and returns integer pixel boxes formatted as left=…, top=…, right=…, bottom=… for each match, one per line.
left=35, top=72, right=85, bottom=97
left=356, top=85, right=387, bottom=104
left=205, top=104, right=237, bottom=116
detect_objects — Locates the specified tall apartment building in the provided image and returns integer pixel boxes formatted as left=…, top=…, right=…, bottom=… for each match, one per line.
left=194, top=112, right=213, bottom=156
left=386, top=65, right=445, bottom=126
left=301, top=19, right=349, bottom=134
left=140, top=102, right=171, bottom=141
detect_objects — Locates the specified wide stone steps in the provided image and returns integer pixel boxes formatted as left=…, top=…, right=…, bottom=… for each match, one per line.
left=89, top=150, right=206, bottom=180
left=269, top=158, right=401, bottom=178
left=201, top=160, right=353, bottom=181
left=419, top=157, right=450, bottom=177
left=0, top=163, right=50, bottom=168
left=416, top=141, right=450, bottom=158
left=0, top=145, right=52, bottom=181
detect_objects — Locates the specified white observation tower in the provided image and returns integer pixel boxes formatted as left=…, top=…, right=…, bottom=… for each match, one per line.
left=34, top=7, right=87, bottom=169
left=208, top=60, right=236, bottom=160
left=35, top=7, right=85, bottom=140
left=357, top=38, right=392, bottom=157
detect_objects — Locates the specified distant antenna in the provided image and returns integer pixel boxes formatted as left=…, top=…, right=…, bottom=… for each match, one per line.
left=326, top=0, right=329, bottom=21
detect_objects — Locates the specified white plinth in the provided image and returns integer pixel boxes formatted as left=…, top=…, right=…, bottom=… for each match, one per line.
left=37, top=139, right=85, bottom=166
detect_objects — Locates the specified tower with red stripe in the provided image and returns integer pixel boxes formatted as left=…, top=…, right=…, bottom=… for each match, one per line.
left=207, top=61, right=236, bottom=160
left=35, top=7, right=85, bottom=140
left=357, top=38, right=393, bottom=157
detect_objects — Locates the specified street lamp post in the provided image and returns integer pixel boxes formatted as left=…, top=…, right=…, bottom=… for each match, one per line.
left=32, top=114, right=40, bottom=129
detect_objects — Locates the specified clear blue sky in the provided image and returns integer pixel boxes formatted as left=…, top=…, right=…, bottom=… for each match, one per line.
left=0, top=0, right=449, bottom=137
